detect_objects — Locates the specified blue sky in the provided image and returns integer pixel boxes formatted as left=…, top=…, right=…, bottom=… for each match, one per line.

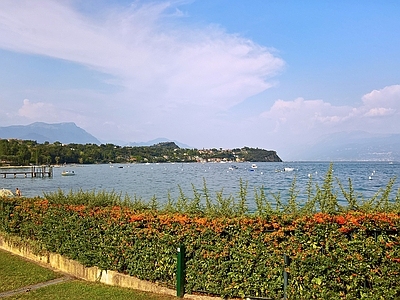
left=0, top=0, right=399, bottom=160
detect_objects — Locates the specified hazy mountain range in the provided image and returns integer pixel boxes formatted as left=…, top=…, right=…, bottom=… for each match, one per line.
left=291, top=131, right=400, bottom=161
left=0, top=122, right=100, bottom=144
left=1, top=123, right=399, bottom=161
left=0, top=122, right=190, bottom=148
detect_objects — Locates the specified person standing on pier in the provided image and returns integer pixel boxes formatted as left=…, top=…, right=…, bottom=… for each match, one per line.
left=15, top=188, right=21, bottom=197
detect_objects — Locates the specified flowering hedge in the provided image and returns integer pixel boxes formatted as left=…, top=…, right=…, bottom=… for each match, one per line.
left=0, top=196, right=399, bottom=299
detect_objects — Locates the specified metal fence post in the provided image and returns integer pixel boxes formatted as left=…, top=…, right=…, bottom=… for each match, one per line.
left=176, top=244, right=186, bottom=298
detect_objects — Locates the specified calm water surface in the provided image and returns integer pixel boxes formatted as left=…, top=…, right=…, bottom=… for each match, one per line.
left=2, top=161, right=400, bottom=210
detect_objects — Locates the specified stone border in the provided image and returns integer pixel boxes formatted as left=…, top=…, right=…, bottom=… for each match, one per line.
left=0, top=276, right=73, bottom=298
left=0, top=235, right=219, bottom=300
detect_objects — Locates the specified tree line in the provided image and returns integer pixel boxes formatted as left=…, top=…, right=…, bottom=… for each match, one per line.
left=0, top=139, right=282, bottom=166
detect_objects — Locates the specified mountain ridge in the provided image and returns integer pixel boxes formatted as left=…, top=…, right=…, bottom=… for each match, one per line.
left=0, top=123, right=192, bottom=149
left=0, top=122, right=100, bottom=144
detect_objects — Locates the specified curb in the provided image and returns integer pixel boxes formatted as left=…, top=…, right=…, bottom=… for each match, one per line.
left=0, top=276, right=73, bottom=298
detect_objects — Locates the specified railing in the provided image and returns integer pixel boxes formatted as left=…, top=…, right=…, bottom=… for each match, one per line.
left=0, top=165, right=53, bottom=178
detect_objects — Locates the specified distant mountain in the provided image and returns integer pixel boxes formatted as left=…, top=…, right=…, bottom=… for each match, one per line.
left=295, top=131, right=400, bottom=161
left=0, top=122, right=100, bottom=144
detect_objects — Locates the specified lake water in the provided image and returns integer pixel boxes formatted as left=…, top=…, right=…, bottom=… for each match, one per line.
left=1, top=161, right=400, bottom=210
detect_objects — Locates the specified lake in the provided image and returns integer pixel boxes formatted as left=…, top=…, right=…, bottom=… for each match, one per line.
left=1, top=161, right=399, bottom=210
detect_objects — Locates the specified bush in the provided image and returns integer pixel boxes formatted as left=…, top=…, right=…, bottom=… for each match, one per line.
left=0, top=164, right=399, bottom=299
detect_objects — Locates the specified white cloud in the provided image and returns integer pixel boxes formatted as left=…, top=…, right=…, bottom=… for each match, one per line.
left=18, top=99, right=84, bottom=124
left=255, top=84, right=400, bottom=151
left=360, top=85, right=400, bottom=117
left=361, top=85, right=400, bottom=107
left=364, top=107, right=395, bottom=117
left=18, top=99, right=51, bottom=119
left=260, top=97, right=353, bottom=133
left=1, top=0, right=399, bottom=157
left=0, top=0, right=284, bottom=111
left=0, top=0, right=288, bottom=146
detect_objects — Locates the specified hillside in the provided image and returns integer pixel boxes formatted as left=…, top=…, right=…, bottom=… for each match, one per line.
left=0, top=122, right=100, bottom=144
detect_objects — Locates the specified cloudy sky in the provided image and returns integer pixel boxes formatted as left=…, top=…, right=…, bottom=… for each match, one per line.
left=0, top=0, right=399, bottom=160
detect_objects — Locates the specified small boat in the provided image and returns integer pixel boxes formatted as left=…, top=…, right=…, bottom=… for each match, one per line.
left=284, top=167, right=294, bottom=172
left=251, top=164, right=257, bottom=169
left=61, top=170, right=75, bottom=176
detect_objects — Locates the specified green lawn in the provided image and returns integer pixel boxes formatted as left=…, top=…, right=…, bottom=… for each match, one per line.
left=6, top=281, right=179, bottom=300
left=0, top=250, right=180, bottom=300
left=0, top=249, right=61, bottom=292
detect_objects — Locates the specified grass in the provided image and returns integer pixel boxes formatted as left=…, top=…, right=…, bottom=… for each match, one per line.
left=0, top=250, right=180, bottom=300
left=0, top=249, right=61, bottom=292
left=6, top=281, right=179, bottom=300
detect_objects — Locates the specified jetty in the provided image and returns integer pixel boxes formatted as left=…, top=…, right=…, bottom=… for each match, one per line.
left=0, top=166, right=53, bottom=178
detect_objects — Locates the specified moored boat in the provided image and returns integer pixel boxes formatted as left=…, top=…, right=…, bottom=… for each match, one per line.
left=61, top=170, right=75, bottom=176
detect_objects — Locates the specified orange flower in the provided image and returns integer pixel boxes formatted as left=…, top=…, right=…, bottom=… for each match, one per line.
left=129, top=214, right=144, bottom=223
left=194, top=217, right=208, bottom=226
left=271, top=222, right=280, bottom=229
left=339, top=227, right=351, bottom=233
left=335, top=215, right=346, bottom=225
left=314, top=213, right=330, bottom=224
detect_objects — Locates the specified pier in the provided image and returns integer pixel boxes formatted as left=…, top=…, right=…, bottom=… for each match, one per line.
left=0, top=166, right=53, bottom=178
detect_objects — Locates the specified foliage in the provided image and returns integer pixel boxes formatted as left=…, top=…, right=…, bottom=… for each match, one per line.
left=0, top=165, right=400, bottom=299
left=239, top=147, right=283, bottom=162
left=0, top=139, right=281, bottom=165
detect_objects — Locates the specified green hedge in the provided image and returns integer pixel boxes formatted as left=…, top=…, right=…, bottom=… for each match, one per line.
left=0, top=195, right=399, bottom=299
left=1, top=164, right=400, bottom=299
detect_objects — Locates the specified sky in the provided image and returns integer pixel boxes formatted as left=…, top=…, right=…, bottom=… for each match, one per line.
left=0, top=0, right=400, bottom=160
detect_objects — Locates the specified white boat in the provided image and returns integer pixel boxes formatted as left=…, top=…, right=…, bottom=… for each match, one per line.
left=61, top=170, right=75, bottom=176
left=251, top=164, right=257, bottom=169
left=284, top=167, right=294, bottom=172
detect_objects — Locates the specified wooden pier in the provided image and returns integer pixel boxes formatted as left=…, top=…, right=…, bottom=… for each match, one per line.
left=0, top=166, right=53, bottom=178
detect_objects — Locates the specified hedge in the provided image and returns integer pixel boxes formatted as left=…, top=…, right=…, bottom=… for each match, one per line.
left=1, top=164, right=399, bottom=299
left=0, top=196, right=399, bottom=299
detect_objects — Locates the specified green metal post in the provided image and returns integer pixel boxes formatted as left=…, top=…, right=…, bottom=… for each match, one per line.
left=176, top=244, right=185, bottom=298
